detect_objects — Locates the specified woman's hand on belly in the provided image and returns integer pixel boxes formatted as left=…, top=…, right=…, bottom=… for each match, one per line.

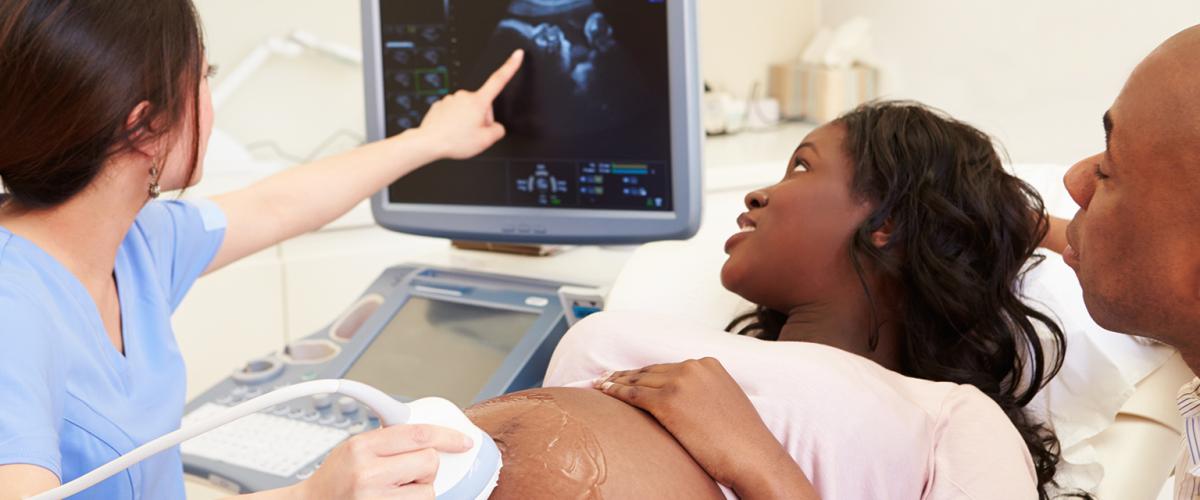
left=596, top=358, right=821, bottom=500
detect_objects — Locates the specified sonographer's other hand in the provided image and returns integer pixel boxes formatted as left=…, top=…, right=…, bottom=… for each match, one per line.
left=295, top=424, right=473, bottom=500
left=415, top=49, right=524, bottom=161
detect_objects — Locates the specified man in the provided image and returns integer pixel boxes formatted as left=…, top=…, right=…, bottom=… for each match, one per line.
left=1052, top=24, right=1200, bottom=499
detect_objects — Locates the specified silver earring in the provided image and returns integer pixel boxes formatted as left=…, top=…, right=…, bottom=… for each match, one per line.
left=148, top=163, right=161, bottom=199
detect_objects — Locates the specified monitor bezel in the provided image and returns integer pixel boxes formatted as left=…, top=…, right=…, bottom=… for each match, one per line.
left=361, top=0, right=702, bottom=244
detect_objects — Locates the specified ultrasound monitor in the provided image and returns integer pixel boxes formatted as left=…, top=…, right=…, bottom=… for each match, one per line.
left=361, top=0, right=701, bottom=244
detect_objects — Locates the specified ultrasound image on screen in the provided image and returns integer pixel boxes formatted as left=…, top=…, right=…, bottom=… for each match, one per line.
left=379, top=0, right=673, bottom=211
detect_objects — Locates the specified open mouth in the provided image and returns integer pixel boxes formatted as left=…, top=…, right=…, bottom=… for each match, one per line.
left=725, top=213, right=757, bottom=254
left=736, top=213, right=757, bottom=233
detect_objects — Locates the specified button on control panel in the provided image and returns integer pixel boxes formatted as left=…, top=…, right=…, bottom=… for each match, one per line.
left=337, top=396, right=360, bottom=415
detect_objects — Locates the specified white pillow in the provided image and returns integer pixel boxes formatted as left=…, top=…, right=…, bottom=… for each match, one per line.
left=604, top=189, right=752, bottom=328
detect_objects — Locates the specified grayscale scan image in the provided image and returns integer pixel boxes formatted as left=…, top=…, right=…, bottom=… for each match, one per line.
left=478, top=0, right=648, bottom=138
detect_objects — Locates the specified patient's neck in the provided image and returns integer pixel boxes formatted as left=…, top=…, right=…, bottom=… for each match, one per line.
left=776, top=279, right=903, bottom=372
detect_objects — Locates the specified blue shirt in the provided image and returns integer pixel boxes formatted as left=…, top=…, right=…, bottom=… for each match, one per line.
left=0, top=199, right=226, bottom=499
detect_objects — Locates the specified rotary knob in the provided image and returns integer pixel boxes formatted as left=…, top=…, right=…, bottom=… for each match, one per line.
left=311, top=393, right=333, bottom=409
left=338, top=396, right=360, bottom=415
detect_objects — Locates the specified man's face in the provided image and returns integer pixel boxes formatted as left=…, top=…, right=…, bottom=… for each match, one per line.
left=1062, top=39, right=1200, bottom=344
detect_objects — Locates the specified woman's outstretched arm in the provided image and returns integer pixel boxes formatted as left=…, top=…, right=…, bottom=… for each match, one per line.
left=204, top=50, right=523, bottom=275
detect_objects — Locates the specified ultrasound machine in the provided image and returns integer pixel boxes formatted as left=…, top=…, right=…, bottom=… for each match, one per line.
left=179, top=0, right=701, bottom=494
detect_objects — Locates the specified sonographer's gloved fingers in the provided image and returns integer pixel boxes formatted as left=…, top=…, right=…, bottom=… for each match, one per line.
left=370, top=423, right=474, bottom=456
left=295, top=425, right=470, bottom=498
left=391, top=483, right=436, bottom=500
left=478, top=49, right=525, bottom=102
left=378, top=448, right=440, bottom=486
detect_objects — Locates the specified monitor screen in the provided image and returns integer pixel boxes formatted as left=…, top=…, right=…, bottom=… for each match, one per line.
left=363, top=0, right=701, bottom=243
left=344, top=297, right=537, bottom=407
left=381, top=0, right=672, bottom=211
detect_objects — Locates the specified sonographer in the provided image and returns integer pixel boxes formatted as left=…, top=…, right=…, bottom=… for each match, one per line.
left=0, top=1, right=524, bottom=498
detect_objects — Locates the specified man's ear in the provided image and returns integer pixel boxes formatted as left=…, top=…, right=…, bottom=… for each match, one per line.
left=124, top=101, right=157, bottom=158
left=871, top=219, right=895, bottom=249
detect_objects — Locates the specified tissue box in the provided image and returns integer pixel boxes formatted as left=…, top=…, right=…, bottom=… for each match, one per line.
left=769, top=62, right=879, bottom=123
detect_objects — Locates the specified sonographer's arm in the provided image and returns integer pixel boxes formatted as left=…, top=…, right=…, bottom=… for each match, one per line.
left=205, top=50, right=524, bottom=275
left=0, top=464, right=60, bottom=500
left=230, top=423, right=473, bottom=500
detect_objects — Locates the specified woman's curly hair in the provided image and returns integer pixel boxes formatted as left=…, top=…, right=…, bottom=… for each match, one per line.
left=729, top=101, right=1072, bottom=499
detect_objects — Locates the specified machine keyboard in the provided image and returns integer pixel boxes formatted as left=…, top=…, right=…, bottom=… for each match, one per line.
left=181, top=403, right=349, bottom=478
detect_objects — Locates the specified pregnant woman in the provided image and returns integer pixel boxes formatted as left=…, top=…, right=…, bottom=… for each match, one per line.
left=461, top=101, right=1072, bottom=500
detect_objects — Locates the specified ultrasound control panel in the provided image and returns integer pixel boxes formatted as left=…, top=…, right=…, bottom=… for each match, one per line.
left=182, top=265, right=589, bottom=493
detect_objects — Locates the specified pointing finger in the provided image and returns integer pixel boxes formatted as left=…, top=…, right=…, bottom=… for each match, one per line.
left=477, top=49, right=524, bottom=101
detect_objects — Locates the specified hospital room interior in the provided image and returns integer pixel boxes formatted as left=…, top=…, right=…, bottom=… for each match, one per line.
left=4, top=0, right=1200, bottom=499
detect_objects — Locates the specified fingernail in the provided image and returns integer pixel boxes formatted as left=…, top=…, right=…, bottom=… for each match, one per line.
left=592, top=371, right=614, bottom=388
left=600, top=381, right=614, bottom=393
left=462, top=435, right=475, bottom=449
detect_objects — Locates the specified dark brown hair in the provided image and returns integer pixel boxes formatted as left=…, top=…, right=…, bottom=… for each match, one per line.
left=0, top=0, right=205, bottom=208
left=730, top=101, right=1077, bottom=499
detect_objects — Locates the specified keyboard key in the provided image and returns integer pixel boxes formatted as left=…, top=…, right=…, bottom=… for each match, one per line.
left=181, top=404, right=350, bottom=478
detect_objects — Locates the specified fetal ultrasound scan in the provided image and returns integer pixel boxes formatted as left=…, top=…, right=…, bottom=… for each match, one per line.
left=379, top=0, right=674, bottom=211
left=477, top=0, right=651, bottom=139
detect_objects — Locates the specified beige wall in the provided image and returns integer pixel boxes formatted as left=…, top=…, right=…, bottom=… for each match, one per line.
left=698, top=0, right=820, bottom=96
left=820, top=0, right=1200, bottom=165
left=193, top=0, right=364, bottom=164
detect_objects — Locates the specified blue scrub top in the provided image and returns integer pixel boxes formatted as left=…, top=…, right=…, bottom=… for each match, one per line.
left=0, top=199, right=226, bottom=499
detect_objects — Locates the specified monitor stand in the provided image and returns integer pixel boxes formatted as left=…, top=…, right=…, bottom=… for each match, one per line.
left=451, top=240, right=566, bottom=257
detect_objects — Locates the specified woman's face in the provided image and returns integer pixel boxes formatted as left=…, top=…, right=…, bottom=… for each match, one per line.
left=720, top=123, right=875, bottom=312
left=158, top=62, right=214, bottom=191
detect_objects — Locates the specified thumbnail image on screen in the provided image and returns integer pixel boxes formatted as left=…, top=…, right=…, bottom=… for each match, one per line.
left=379, top=0, right=673, bottom=211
